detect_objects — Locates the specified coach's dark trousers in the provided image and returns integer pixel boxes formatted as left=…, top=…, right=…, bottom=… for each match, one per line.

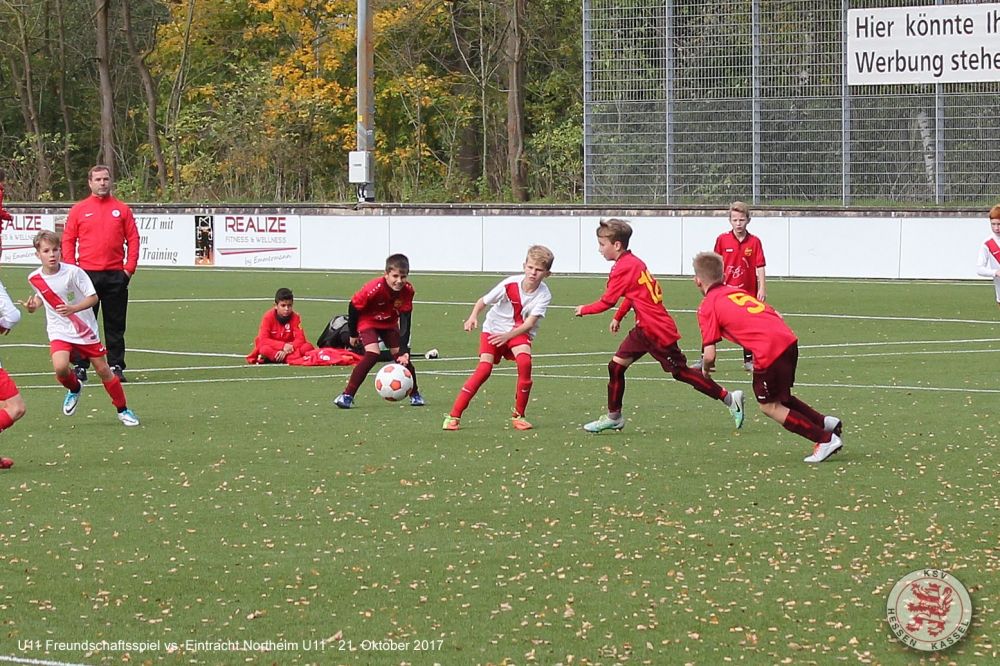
left=74, top=270, right=130, bottom=371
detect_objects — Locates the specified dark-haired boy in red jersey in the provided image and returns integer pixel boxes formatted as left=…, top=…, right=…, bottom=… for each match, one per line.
left=247, top=287, right=315, bottom=363
left=334, top=254, right=423, bottom=408
left=574, top=218, right=744, bottom=433
left=693, top=251, right=843, bottom=463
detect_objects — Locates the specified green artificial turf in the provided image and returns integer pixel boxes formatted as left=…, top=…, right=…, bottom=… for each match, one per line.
left=0, top=266, right=997, bottom=665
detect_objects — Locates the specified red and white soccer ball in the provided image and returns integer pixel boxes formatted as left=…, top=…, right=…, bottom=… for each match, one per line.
left=373, top=363, right=414, bottom=401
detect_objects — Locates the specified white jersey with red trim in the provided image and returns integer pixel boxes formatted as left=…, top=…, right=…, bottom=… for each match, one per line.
left=27, top=263, right=101, bottom=344
left=976, top=234, right=1000, bottom=301
left=0, top=279, right=21, bottom=333
left=481, top=274, right=552, bottom=340
left=0, top=278, right=22, bottom=369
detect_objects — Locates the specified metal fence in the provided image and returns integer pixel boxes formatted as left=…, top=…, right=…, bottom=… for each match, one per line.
left=583, top=0, right=1000, bottom=205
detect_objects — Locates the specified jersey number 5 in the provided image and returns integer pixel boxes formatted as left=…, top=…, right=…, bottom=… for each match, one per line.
left=728, top=292, right=765, bottom=313
left=637, top=271, right=663, bottom=304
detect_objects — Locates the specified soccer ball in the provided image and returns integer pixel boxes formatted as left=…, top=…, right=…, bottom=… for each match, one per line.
left=373, top=363, right=414, bottom=401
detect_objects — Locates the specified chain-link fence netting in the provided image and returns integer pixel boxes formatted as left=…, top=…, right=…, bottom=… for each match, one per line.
left=584, top=0, right=1000, bottom=205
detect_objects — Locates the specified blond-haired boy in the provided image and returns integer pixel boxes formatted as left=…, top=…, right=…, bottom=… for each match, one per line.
left=693, top=251, right=842, bottom=463
left=708, top=201, right=766, bottom=371
left=21, top=231, right=139, bottom=426
left=443, top=246, right=554, bottom=431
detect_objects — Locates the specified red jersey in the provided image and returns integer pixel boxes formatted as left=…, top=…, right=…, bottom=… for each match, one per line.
left=713, top=231, right=765, bottom=294
left=255, top=310, right=311, bottom=356
left=579, top=250, right=681, bottom=346
left=351, top=277, right=414, bottom=331
left=62, top=194, right=140, bottom=274
left=696, top=284, right=796, bottom=369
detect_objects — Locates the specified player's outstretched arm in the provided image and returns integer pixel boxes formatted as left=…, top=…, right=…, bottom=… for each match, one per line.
left=17, top=295, right=41, bottom=314
left=576, top=299, right=614, bottom=317
left=464, top=298, right=486, bottom=331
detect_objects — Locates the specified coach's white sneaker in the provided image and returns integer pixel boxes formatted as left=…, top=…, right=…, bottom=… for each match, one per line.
left=823, top=415, right=843, bottom=436
left=804, top=434, right=842, bottom=463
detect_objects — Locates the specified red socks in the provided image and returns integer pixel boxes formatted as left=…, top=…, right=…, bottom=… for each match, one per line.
left=672, top=365, right=726, bottom=401
left=57, top=373, right=81, bottom=393
left=514, top=354, right=533, bottom=417
left=103, top=377, right=127, bottom=410
left=607, top=360, right=627, bottom=413
left=782, top=396, right=825, bottom=428
left=782, top=410, right=832, bottom=444
left=344, top=352, right=380, bottom=396
left=450, top=362, right=493, bottom=418
left=451, top=353, right=533, bottom=419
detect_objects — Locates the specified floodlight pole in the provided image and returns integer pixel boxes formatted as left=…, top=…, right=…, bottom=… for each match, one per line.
left=353, top=0, right=375, bottom=202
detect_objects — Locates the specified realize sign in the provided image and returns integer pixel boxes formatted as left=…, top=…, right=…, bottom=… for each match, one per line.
left=847, top=3, right=1000, bottom=85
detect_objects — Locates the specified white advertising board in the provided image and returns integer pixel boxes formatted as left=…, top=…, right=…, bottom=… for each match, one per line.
left=211, top=214, right=301, bottom=268
left=133, top=214, right=196, bottom=266
left=1, top=214, right=55, bottom=265
left=848, top=3, right=1000, bottom=85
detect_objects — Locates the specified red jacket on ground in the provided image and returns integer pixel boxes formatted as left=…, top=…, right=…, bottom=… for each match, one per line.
left=62, top=194, right=140, bottom=274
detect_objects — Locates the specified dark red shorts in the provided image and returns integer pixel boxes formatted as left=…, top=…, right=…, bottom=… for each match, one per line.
left=479, top=332, right=531, bottom=364
left=753, top=342, right=798, bottom=404
left=0, top=369, right=19, bottom=401
left=615, top=326, right=688, bottom=373
left=50, top=340, right=107, bottom=359
left=359, top=327, right=401, bottom=351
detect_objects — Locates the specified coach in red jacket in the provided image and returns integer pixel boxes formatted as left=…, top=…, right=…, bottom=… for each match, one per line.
left=61, top=166, right=140, bottom=383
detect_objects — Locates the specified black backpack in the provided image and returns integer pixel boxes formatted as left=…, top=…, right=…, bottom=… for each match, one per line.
left=316, top=313, right=404, bottom=361
left=317, top=315, right=353, bottom=349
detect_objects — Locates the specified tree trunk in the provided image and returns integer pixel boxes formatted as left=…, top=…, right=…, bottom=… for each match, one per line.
left=122, top=0, right=169, bottom=197
left=7, top=5, right=51, bottom=197
left=505, top=0, right=528, bottom=201
left=167, top=0, right=196, bottom=192
left=95, top=0, right=115, bottom=177
left=53, top=0, right=76, bottom=198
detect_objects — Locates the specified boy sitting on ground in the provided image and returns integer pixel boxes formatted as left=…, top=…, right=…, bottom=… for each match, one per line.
left=248, top=288, right=315, bottom=364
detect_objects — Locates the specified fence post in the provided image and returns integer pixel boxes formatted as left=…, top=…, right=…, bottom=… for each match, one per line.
left=666, top=0, right=675, bottom=204
left=841, top=0, right=851, bottom=206
left=751, top=0, right=762, bottom=205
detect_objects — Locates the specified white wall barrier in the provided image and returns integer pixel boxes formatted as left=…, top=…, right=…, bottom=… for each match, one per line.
left=2, top=211, right=988, bottom=281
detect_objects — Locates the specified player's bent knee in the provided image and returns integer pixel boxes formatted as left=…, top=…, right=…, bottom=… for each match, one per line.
left=7, top=399, right=26, bottom=421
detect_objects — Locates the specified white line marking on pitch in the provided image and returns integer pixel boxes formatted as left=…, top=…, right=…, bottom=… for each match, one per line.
left=0, top=655, right=93, bottom=666
left=121, top=294, right=1000, bottom=325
